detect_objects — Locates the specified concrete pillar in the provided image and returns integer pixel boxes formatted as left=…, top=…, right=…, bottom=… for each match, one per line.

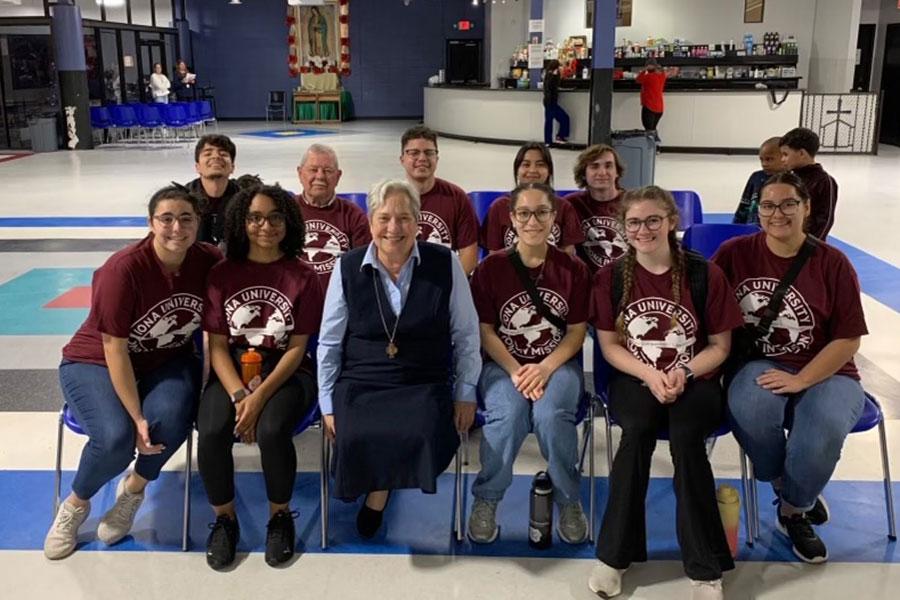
left=50, top=0, right=93, bottom=149
left=529, top=0, right=543, bottom=90
left=808, top=0, right=863, bottom=92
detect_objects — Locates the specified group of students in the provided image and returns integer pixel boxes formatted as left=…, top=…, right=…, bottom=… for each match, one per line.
left=42, top=127, right=867, bottom=600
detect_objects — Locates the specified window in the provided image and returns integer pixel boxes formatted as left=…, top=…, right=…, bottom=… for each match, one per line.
left=131, top=0, right=153, bottom=27
left=156, top=0, right=174, bottom=28
left=75, top=0, right=102, bottom=21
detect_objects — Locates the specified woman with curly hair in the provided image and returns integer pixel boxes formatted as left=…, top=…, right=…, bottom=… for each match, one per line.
left=198, top=184, right=324, bottom=570
left=587, top=186, right=742, bottom=599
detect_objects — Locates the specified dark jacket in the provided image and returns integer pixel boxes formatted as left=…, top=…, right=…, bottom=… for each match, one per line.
left=793, top=163, right=838, bottom=239
left=732, top=170, right=770, bottom=224
left=186, top=177, right=239, bottom=245
left=543, top=72, right=560, bottom=107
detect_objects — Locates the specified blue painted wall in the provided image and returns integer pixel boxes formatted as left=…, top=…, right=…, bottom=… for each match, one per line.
left=187, top=0, right=484, bottom=119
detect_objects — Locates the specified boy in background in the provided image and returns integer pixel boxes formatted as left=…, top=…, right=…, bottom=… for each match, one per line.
left=780, top=127, right=838, bottom=239
left=733, top=137, right=782, bottom=224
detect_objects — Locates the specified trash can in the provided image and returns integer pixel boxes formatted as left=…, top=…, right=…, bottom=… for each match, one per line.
left=28, top=117, right=58, bottom=152
left=611, top=129, right=656, bottom=189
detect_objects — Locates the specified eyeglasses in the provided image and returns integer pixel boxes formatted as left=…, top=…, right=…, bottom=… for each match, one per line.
left=512, top=208, right=555, bottom=224
left=758, top=199, right=802, bottom=217
left=153, top=214, right=197, bottom=227
left=624, top=215, right=666, bottom=233
left=246, top=212, right=286, bottom=227
left=303, top=166, right=338, bottom=177
left=403, top=149, right=438, bottom=159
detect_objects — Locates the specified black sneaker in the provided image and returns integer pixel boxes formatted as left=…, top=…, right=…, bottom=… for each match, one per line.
left=805, top=495, right=830, bottom=526
left=773, top=493, right=830, bottom=526
left=776, top=512, right=828, bottom=564
left=265, top=510, right=297, bottom=567
left=206, top=514, right=239, bottom=571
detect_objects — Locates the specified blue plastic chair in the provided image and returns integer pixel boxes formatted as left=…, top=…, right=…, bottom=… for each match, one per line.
left=160, top=104, right=190, bottom=138
left=556, top=189, right=579, bottom=197
left=682, top=223, right=761, bottom=259
left=468, top=191, right=505, bottom=226
left=54, top=403, right=194, bottom=551
left=741, top=392, right=897, bottom=543
left=134, top=104, right=164, bottom=142
left=108, top=104, right=138, bottom=142
left=340, top=192, right=369, bottom=213
left=89, top=106, right=111, bottom=129
left=671, top=190, right=704, bottom=231
left=198, top=100, right=217, bottom=130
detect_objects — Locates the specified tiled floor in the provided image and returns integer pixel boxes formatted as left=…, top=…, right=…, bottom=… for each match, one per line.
left=1, top=121, right=898, bottom=599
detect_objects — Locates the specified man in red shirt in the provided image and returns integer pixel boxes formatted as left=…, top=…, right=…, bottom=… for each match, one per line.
left=636, top=59, right=667, bottom=139
left=295, top=143, right=371, bottom=286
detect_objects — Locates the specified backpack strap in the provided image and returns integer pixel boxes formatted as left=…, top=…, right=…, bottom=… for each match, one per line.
left=683, top=249, right=709, bottom=339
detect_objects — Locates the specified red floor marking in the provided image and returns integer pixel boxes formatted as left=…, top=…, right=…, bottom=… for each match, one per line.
left=0, top=152, right=33, bottom=164
left=44, top=286, right=92, bottom=308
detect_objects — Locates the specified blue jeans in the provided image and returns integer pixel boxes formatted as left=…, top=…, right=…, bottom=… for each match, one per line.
left=727, top=359, right=865, bottom=510
left=544, top=103, right=570, bottom=144
left=473, top=360, right=583, bottom=505
left=153, top=96, right=169, bottom=104
left=60, top=355, right=201, bottom=500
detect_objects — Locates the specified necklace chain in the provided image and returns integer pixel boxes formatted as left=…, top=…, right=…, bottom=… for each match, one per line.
left=372, top=270, right=400, bottom=357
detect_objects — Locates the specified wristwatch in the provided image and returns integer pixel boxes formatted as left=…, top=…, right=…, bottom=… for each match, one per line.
left=230, top=388, right=248, bottom=403
left=679, top=365, right=695, bottom=382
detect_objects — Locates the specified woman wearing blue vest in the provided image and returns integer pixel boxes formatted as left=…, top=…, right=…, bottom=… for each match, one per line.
left=317, top=179, right=482, bottom=539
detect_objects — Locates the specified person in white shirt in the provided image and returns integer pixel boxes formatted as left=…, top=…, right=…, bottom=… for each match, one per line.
left=149, top=63, right=171, bottom=104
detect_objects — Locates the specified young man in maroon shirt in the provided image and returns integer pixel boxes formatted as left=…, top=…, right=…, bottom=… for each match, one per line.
left=186, top=134, right=240, bottom=245
left=564, top=144, right=629, bottom=273
left=400, top=125, right=479, bottom=274
left=780, top=127, right=838, bottom=239
left=295, top=143, right=371, bottom=286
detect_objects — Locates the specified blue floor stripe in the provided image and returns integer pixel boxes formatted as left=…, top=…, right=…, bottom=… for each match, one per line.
left=0, top=217, right=147, bottom=227
left=1, top=470, right=897, bottom=562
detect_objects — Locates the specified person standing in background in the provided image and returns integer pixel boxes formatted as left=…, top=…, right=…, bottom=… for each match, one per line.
left=172, top=59, right=196, bottom=102
left=543, top=60, right=570, bottom=146
left=779, top=128, right=838, bottom=240
left=637, top=59, right=667, bottom=141
left=149, top=63, right=170, bottom=104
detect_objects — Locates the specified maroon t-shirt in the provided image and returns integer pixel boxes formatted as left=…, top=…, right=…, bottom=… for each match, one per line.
left=62, top=235, right=222, bottom=375
left=417, top=178, right=479, bottom=250
left=712, top=231, right=867, bottom=379
left=297, top=194, right=371, bottom=284
left=591, top=259, right=744, bottom=374
left=471, top=245, right=591, bottom=364
left=203, top=255, right=324, bottom=355
left=480, top=195, right=584, bottom=252
left=565, top=190, right=628, bottom=273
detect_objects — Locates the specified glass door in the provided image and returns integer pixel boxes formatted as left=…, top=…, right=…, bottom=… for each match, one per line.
left=138, top=39, right=165, bottom=103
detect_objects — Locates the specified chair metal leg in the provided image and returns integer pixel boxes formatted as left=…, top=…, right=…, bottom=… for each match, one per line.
left=53, top=409, right=65, bottom=516
left=705, top=435, right=718, bottom=458
left=738, top=447, right=755, bottom=545
left=463, top=428, right=470, bottom=466
left=749, top=463, right=760, bottom=540
left=877, top=420, right=897, bottom=540
left=603, top=407, right=614, bottom=476
left=454, top=440, right=463, bottom=542
left=320, top=427, right=330, bottom=549
left=181, top=431, right=193, bottom=551
left=588, top=400, right=596, bottom=543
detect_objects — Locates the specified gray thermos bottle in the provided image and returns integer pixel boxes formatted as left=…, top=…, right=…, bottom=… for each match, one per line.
left=529, top=471, right=553, bottom=549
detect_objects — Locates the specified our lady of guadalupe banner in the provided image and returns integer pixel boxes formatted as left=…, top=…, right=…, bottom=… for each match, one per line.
left=287, top=0, right=350, bottom=77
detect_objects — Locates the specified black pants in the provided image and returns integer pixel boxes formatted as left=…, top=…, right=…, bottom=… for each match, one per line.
left=596, top=374, right=734, bottom=581
left=641, top=106, right=663, bottom=132
left=197, top=371, right=315, bottom=506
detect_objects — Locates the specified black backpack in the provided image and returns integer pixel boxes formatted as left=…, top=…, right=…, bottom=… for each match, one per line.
left=611, top=249, right=709, bottom=339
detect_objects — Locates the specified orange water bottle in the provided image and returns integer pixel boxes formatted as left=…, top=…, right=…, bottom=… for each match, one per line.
left=240, top=347, right=263, bottom=391
left=716, top=483, right=741, bottom=558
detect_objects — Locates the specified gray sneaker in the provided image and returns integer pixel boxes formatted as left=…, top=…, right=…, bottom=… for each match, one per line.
left=467, top=498, right=499, bottom=544
left=97, top=474, right=144, bottom=545
left=557, top=502, right=589, bottom=544
left=44, top=500, right=90, bottom=560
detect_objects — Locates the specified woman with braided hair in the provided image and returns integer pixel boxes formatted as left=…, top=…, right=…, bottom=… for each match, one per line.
left=587, top=186, right=743, bottom=600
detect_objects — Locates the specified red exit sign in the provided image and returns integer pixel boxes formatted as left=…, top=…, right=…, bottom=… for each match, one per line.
left=457, top=20, right=474, bottom=31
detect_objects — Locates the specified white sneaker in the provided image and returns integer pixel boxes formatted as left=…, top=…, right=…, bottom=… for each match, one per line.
left=97, top=474, right=144, bottom=545
left=588, top=561, right=626, bottom=597
left=690, top=578, right=724, bottom=600
left=44, top=500, right=90, bottom=560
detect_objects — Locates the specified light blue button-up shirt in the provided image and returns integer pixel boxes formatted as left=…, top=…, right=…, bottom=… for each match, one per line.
left=317, top=242, right=482, bottom=414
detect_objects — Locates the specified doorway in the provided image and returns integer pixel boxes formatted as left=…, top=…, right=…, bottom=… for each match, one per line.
left=854, top=23, right=875, bottom=92
left=880, top=23, right=900, bottom=146
left=138, top=39, right=166, bottom=103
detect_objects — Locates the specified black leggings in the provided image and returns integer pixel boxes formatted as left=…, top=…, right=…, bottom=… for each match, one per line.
left=595, top=374, right=734, bottom=581
left=197, top=371, right=315, bottom=506
left=641, top=106, right=663, bottom=131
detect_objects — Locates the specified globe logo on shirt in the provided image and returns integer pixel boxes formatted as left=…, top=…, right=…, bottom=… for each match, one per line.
left=581, top=216, right=628, bottom=268
left=498, top=289, right=567, bottom=360
left=129, top=293, right=203, bottom=353
left=417, top=211, right=452, bottom=248
left=224, top=286, right=295, bottom=349
left=734, top=278, right=815, bottom=356
left=302, top=220, right=349, bottom=274
left=503, top=223, right=562, bottom=248
left=622, top=296, right=697, bottom=371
